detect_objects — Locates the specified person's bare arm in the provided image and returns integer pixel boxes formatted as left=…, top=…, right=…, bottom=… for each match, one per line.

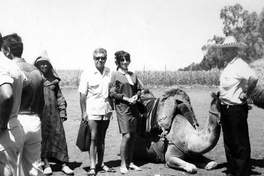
left=0, top=83, right=13, bottom=131
left=80, top=93, right=88, bottom=121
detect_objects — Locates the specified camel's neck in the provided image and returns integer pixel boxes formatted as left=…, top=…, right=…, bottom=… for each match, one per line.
left=188, top=110, right=221, bottom=155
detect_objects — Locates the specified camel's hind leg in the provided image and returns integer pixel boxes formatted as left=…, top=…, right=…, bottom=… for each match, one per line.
left=165, top=145, right=197, bottom=174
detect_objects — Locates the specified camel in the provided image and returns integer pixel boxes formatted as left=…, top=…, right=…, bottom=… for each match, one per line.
left=135, top=88, right=221, bottom=174
left=249, top=59, right=264, bottom=109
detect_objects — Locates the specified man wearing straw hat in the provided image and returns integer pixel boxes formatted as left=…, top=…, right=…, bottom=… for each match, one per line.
left=214, top=36, right=258, bottom=176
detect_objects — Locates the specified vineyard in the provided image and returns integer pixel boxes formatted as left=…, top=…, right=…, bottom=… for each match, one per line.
left=56, top=59, right=264, bottom=88
left=56, top=69, right=221, bottom=88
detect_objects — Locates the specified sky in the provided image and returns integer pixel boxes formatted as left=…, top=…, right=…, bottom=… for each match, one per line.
left=0, top=0, right=263, bottom=71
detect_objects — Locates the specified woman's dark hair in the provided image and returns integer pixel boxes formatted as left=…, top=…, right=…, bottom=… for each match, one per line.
left=0, top=33, right=2, bottom=48
left=114, top=50, right=130, bottom=70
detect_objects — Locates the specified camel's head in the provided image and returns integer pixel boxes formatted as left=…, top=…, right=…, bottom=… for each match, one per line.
left=209, top=91, right=221, bottom=124
left=156, top=88, right=192, bottom=129
left=157, top=92, right=178, bottom=122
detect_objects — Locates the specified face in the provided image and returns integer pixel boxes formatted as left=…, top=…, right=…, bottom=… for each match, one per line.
left=119, top=57, right=130, bottom=71
left=1, top=47, right=12, bottom=59
left=93, top=53, right=106, bottom=70
left=221, top=47, right=238, bottom=62
left=36, top=60, right=50, bottom=75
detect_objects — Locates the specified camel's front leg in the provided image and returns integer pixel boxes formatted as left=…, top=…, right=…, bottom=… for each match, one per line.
left=191, top=155, right=218, bottom=170
left=165, top=145, right=197, bottom=174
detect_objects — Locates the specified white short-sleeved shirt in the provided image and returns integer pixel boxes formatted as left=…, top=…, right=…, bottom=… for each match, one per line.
left=219, top=57, right=257, bottom=105
left=78, top=66, right=112, bottom=117
left=0, top=52, right=27, bottom=128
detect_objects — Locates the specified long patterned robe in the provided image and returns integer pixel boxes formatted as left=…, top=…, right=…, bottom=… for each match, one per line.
left=40, top=78, right=69, bottom=162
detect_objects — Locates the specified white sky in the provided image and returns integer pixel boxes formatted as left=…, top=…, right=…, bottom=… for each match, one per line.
left=0, top=0, right=263, bottom=71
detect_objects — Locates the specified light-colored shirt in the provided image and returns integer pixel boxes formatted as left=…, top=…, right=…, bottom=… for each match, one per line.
left=219, top=57, right=257, bottom=105
left=78, top=66, right=112, bottom=115
left=0, top=52, right=27, bottom=128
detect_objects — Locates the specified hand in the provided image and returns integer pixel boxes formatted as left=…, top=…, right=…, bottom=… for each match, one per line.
left=61, top=117, right=67, bottom=122
left=132, top=94, right=138, bottom=100
left=81, top=113, right=88, bottom=121
left=239, top=92, right=248, bottom=101
left=159, top=130, right=168, bottom=138
left=123, top=95, right=138, bottom=105
left=130, top=95, right=138, bottom=105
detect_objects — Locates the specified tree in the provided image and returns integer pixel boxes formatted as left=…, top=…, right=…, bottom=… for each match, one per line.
left=219, top=4, right=264, bottom=62
left=220, top=3, right=244, bottom=36
left=259, top=8, right=264, bottom=40
left=202, top=36, right=225, bottom=70
left=179, top=5, right=264, bottom=71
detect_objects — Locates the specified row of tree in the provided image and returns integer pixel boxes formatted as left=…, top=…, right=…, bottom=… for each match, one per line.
left=179, top=4, right=264, bottom=71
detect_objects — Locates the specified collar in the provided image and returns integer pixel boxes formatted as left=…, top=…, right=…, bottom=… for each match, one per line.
left=118, top=68, right=131, bottom=75
left=13, top=57, right=26, bottom=63
left=229, top=57, right=238, bottom=64
left=93, top=66, right=109, bottom=75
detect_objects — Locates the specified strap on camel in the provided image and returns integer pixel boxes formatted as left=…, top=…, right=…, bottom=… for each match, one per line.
left=177, top=102, right=198, bottom=129
left=139, top=98, right=160, bottom=136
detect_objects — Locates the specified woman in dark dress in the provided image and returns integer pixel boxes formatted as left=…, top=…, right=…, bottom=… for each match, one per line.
left=34, top=50, right=74, bottom=175
left=109, top=50, right=143, bottom=174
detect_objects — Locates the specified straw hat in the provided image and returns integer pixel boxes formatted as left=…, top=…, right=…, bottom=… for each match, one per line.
left=213, top=36, right=247, bottom=49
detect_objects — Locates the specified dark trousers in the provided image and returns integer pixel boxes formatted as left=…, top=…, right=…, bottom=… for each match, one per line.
left=221, top=103, right=251, bottom=176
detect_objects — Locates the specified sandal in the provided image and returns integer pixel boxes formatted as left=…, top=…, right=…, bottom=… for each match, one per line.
left=128, top=163, right=141, bottom=171
left=87, top=168, right=96, bottom=176
left=120, top=167, right=128, bottom=174
left=43, top=166, right=52, bottom=175
left=97, top=164, right=116, bottom=173
left=62, top=165, right=74, bottom=175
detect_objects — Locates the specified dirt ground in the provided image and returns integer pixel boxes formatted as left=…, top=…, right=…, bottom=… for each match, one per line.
left=48, top=86, right=264, bottom=176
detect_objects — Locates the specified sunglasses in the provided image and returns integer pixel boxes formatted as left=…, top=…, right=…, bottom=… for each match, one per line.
left=120, top=58, right=130, bottom=62
left=94, top=56, right=106, bottom=61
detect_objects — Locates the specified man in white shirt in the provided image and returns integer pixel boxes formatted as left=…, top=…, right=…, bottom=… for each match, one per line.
left=78, top=48, right=115, bottom=176
left=214, top=36, right=258, bottom=176
left=0, top=32, right=27, bottom=176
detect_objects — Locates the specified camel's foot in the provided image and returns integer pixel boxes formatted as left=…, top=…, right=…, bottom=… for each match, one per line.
left=184, top=163, right=197, bottom=174
left=205, top=161, right=217, bottom=170
left=166, top=162, right=197, bottom=174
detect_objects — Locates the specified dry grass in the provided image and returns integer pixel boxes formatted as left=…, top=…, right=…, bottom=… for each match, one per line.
left=48, top=87, right=264, bottom=176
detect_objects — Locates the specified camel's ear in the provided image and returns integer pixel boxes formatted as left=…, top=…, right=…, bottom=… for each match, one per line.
left=211, top=91, right=220, bottom=98
left=211, top=92, right=216, bottom=97
left=217, top=91, right=220, bottom=97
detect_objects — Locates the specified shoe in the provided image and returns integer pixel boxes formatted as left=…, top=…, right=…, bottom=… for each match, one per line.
left=43, top=167, right=52, bottom=175
left=62, top=165, right=74, bottom=175
left=96, top=164, right=116, bottom=173
left=87, top=168, right=96, bottom=176
left=128, top=163, right=141, bottom=171
left=120, top=167, right=128, bottom=174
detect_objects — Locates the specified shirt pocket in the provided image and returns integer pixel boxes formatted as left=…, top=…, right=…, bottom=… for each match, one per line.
left=88, top=78, right=101, bottom=94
